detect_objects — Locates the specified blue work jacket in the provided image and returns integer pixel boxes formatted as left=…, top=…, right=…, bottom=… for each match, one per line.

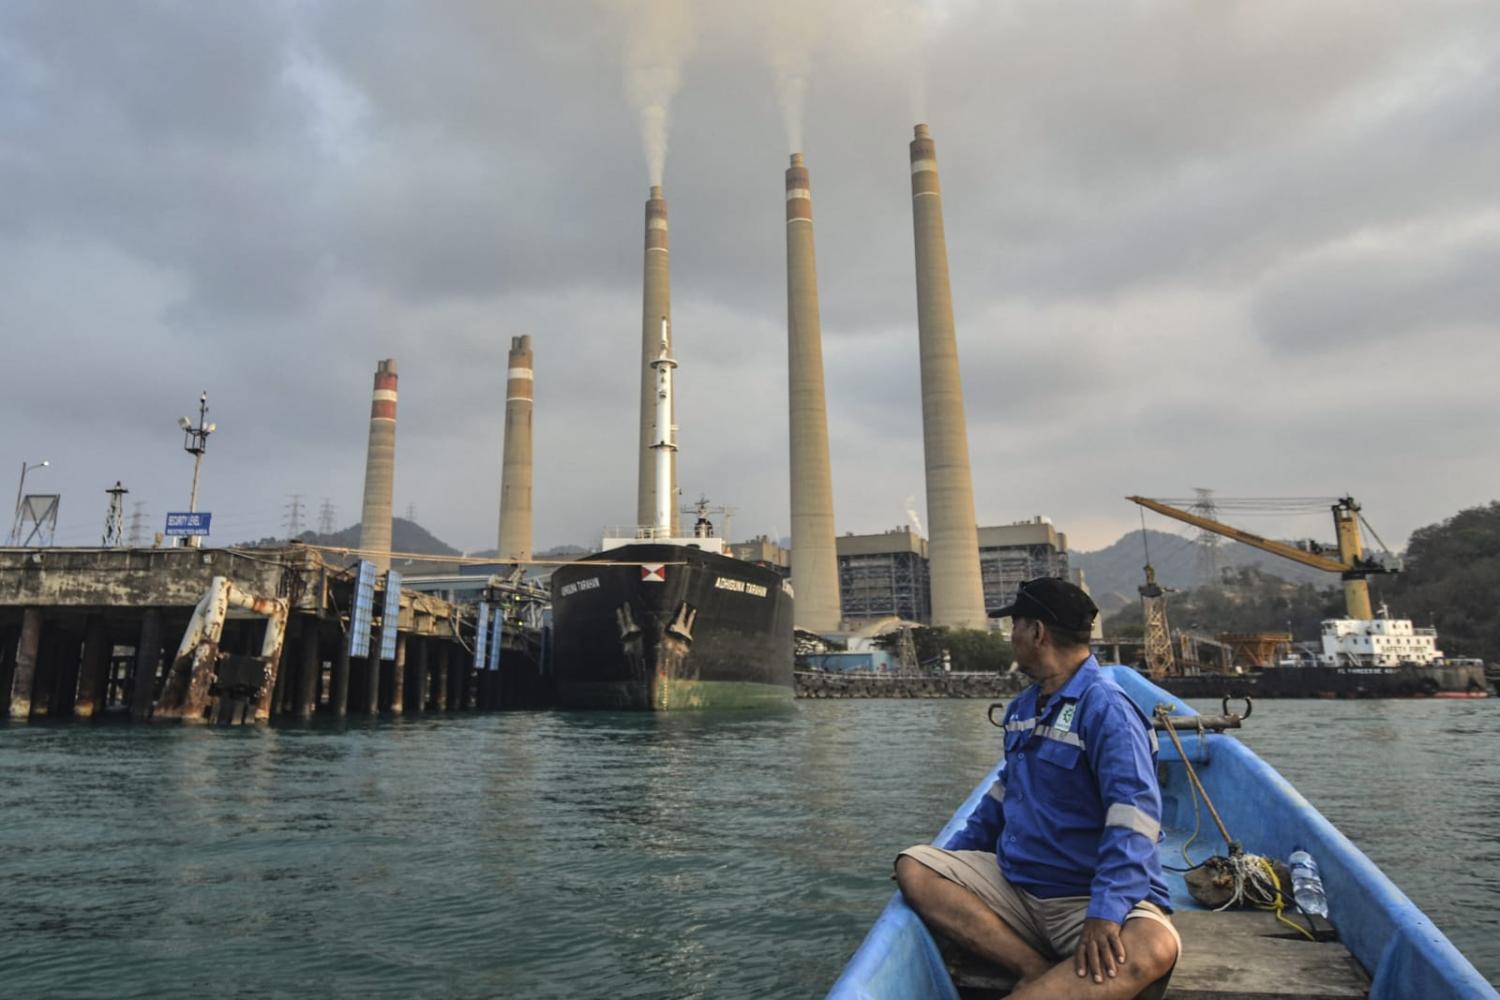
left=946, top=657, right=1172, bottom=924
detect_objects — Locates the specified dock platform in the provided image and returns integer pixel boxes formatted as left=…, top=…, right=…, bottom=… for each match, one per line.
left=0, top=545, right=518, bottom=723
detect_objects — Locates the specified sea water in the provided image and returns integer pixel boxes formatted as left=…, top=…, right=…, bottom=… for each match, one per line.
left=1, top=698, right=1495, bottom=997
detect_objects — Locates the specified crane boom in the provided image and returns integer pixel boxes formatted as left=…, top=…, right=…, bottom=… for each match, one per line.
left=1126, top=495, right=1388, bottom=620
left=1126, top=496, right=1351, bottom=573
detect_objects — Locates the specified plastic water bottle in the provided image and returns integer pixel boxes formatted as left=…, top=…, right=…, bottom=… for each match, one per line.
left=1288, top=849, right=1329, bottom=918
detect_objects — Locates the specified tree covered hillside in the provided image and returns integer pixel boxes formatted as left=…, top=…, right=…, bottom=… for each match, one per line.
left=1376, top=501, right=1500, bottom=661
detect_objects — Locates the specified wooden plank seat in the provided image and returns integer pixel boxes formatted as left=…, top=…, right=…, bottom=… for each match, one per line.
left=945, top=909, right=1368, bottom=999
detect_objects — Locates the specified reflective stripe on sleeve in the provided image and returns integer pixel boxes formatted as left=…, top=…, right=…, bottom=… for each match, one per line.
left=1006, top=718, right=1037, bottom=734
left=1105, top=803, right=1161, bottom=840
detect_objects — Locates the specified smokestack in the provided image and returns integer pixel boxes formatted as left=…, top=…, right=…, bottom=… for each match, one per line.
left=497, top=335, right=533, bottom=562
left=359, top=359, right=397, bottom=573
left=909, top=124, right=987, bottom=628
left=785, top=153, right=842, bottom=632
left=637, top=186, right=679, bottom=535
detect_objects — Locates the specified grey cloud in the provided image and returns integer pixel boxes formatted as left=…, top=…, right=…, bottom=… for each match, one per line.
left=1, top=0, right=1497, bottom=556
left=1253, top=229, right=1500, bottom=350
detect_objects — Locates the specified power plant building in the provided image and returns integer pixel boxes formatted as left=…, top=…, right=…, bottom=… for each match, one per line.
left=978, top=518, right=1071, bottom=619
left=729, top=535, right=790, bottom=577
left=836, top=527, right=931, bottom=625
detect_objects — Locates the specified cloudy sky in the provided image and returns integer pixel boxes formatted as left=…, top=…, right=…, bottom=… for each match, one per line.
left=3, top=0, right=1497, bottom=558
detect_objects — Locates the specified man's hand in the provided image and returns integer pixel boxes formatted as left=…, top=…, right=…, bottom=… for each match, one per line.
left=1073, top=917, right=1127, bottom=984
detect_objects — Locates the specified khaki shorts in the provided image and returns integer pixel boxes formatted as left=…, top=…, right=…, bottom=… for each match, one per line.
left=898, top=845, right=1182, bottom=962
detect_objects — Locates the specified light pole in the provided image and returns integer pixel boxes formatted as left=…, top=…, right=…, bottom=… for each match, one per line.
left=9, top=459, right=49, bottom=546
left=178, top=391, right=216, bottom=548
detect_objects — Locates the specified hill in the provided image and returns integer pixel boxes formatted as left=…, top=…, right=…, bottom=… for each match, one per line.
left=1073, top=529, right=1328, bottom=612
left=240, top=518, right=465, bottom=572
left=1102, top=566, right=1344, bottom=642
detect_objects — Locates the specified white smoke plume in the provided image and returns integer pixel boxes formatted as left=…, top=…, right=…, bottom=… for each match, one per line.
left=851, top=0, right=942, bottom=126
left=606, top=0, right=698, bottom=187
left=905, top=495, right=925, bottom=535
left=757, top=0, right=835, bottom=153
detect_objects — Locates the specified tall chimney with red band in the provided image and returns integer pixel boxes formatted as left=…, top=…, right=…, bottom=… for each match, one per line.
left=909, top=124, right=986, bottom=628
left=497, top=336, right=533, bottom=562
left=785, top=153, right=842, bottom=632
left=359, top=359, right=397, bottom=572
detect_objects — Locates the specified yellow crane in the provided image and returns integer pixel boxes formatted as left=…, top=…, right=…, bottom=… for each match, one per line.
left=1125, top=496, right=1397, bottom=620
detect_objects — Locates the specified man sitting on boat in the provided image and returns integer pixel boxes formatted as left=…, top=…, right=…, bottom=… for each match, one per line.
left=895, top=578, right=1181, bottom=999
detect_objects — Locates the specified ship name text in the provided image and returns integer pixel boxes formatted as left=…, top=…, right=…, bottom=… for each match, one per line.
left=715, top=576, right=768, bottom=598
left=559, top=577, right=601, bottom=597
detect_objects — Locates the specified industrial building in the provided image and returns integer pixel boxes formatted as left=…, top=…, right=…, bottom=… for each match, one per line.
left=977, top=517, right=1071, bottom=619
left=817, top=518, right=1076, bottom=631
left=729, top=535, right=790, bottom=578
left=836, top=527, right=931, bottom=625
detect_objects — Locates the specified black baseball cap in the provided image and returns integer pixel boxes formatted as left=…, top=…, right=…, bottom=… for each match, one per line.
left=988, top=577, right=1098, bottom=631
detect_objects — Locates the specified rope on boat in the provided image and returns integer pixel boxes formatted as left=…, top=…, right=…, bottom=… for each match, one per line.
left=1155, top=708, right=1317, bottom=942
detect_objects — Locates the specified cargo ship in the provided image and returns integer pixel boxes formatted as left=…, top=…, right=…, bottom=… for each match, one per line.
left=1153, top=607, right=1489, bottom=699
left=549, top=324, right=795, bottom=710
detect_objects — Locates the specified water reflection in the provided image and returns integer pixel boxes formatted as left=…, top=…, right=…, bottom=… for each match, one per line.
left=2, top=698, right=1496, bottom=996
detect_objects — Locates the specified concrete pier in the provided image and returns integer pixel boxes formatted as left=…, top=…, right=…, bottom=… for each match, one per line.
left=0, top=545, right=489, bottom=725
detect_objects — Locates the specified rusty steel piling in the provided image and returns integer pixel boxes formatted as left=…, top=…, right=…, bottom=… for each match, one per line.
left=294, top=628, right=319, bottom=721
left=74, top=618, right=110, bottom=718
left=332, top=641, right=351, bottom=718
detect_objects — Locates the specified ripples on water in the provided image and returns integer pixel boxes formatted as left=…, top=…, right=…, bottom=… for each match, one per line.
left=1, top=698, right=1495, bottom=997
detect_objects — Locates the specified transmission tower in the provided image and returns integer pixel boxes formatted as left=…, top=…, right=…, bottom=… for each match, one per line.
left=1190, top=487, right=1225, bottom=586
left=405, top=502, right=416, bottom=523
left=317, top=498, right=336, bottom=536
left=128, top=502, right=147, bottom=547
left=103, top=481, right=129, bottom=546
left=283, top=494, right=305, bottom=539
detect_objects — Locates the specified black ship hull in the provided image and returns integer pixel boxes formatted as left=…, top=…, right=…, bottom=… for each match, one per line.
left=1150, top=662, right=1490, bottom=700
left=549, top=543, right=795, bottom=710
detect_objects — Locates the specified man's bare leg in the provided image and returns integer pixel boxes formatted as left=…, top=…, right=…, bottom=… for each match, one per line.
left=1007, top=917, right=1178, bottom=1000
left=894, top=855, right=1052, bottom=983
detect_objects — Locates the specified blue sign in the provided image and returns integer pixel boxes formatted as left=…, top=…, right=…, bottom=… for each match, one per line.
left=348, top=560, right=376, bottom=657
left=379, top=571, right=402, bottom=661
left=473, top=603, right=490, bottom=670
left=487, top=607, right=504, bottom=672
left=164, top=512, right=212, bottom=536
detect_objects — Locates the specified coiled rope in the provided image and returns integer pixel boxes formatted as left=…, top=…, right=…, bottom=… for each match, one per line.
left=1155, top=709, right=1317, bottom=942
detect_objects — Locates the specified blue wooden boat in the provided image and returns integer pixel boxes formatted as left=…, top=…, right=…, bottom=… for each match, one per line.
left=827, top=666, right=1498, bottom=1000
